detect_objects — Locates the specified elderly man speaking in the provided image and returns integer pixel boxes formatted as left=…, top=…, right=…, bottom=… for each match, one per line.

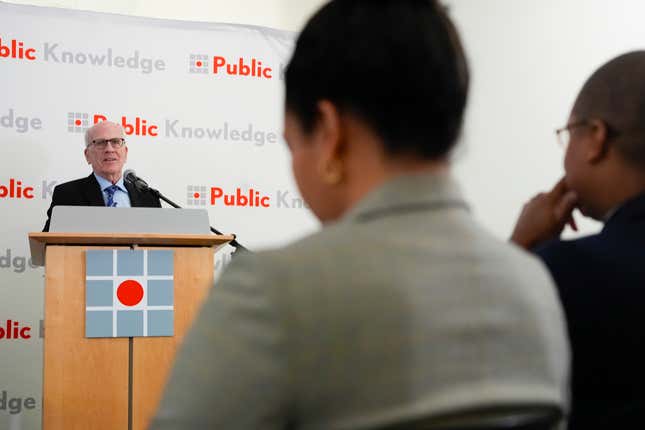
left=42, top=120, right=161, bottom=231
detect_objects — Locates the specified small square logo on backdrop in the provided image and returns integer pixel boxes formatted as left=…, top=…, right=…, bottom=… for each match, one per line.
left=85, top=249, right=174, bottom=338
left=187, top=185, right=207, bottom=206
left=189, top=54, right=209, bottom=74
left=68, top=112, right=89, bottom=133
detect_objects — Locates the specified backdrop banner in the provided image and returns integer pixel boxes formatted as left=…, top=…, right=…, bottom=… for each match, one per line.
left=0, top=2, right=316, bottom=428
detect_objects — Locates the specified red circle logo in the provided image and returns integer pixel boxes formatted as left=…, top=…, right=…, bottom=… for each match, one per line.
left=193, top=192, right=200, bottom=199
left=196, top=61, right=203, bottom=67
left=75, top=119, right=82, bottom=126
left=117, top=280, right=144, bottom=306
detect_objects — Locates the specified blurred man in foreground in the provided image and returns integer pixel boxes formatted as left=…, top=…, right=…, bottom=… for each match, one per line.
left=512, top=51, right=645, bottom=428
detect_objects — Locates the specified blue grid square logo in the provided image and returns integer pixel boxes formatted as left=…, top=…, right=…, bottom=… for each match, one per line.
left=117, top=250, right=144, bottom=276
left=68, top=112, right=89, bottom=133
left=86, top=311, right=113, bottom=337
left=189, top=54, right=209, bottom=74
left=117, top=311, right=144, bottom=337
left=86, top=280, right=113, bottom=306
left=148, top=250, right=173, bottom=275
left=148, top=280, right=173, bottom=305
left=85, top=249, right=174, bottom=338
left=86, top=250, right=113, bottom=276
left=187, top=185, right=207, bottom=206
left=148, top=310, right=173, bottom=336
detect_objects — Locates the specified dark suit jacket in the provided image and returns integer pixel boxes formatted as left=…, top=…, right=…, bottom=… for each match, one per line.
left=535, top=193, right=645, bottom=429
left=42, top=173, right=162, bottom=232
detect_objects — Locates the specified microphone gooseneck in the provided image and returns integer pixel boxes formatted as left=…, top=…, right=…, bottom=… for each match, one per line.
left=122, top=169, right=249, bottom=253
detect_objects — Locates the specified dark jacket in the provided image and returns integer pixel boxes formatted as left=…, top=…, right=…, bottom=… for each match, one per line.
left=535, top=193, right=645, bottom=429
left=42, top=173, right=162, bottom=232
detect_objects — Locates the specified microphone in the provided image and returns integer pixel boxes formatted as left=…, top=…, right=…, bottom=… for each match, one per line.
left=124, top=169, right=150, bottom=192
left=122, top=169, right=249, bottom=253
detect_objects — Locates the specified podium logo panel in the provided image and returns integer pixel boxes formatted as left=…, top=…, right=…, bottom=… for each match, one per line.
left=85, top=249, right=174, bottom=338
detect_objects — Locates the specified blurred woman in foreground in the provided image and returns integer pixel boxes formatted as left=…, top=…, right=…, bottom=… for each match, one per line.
left=152, top=1, right=569, bottom=429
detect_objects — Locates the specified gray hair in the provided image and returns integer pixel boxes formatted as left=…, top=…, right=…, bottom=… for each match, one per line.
left=84, top=128, right=93, bottom=147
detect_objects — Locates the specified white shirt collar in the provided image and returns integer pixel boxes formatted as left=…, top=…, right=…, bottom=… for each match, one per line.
left=93, top=172, right=126, bottom=192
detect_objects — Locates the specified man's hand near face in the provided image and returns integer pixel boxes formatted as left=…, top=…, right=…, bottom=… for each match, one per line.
left=511, top=177, right=579, bottom=249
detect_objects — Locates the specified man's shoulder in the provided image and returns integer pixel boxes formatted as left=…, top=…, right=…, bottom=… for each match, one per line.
left=54, top=175, right=95, bottom=193
left=227, top=227, right=341, bottom=273
left=256, top=221, right=373, bottom=271
left=534, top=233, right=604, bottom=264
left=532, top=233, right=612, bottom=291
left=223, top=219, right=555, bottom=297
left=218, top=223, right=364, bottom=293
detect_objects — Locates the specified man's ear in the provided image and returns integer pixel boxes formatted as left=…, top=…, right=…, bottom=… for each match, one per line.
left=586, top=118, right=609, bottom=163
left=84, top=148, right=91, bottom=164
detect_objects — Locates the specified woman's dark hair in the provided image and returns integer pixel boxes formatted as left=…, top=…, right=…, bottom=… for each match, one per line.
left=285, top=0, right=469, bottom=159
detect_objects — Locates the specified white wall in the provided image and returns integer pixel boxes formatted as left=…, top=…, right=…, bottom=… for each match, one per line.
left=5, top=0, right=327, bottom=30
left=448, top=0, right=645, bottom=238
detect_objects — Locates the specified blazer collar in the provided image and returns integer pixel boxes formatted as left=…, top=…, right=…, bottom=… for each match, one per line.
left=342, top=172, right=469, bottom=224
left=124, top=180, right=140, bottom=206
left=81, top=173, right=106, bottom=206
left=603, top=192, right=645, bottom=232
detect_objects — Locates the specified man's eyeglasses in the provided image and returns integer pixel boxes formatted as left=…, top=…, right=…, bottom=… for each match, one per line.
left=555, top=120, right=589, bottom=148
left=90, top=138, right=126, bottom=149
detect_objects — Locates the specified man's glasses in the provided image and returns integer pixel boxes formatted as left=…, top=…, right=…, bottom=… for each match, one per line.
left=555, top=120, right=589, bottom=148
left=90, top=138, right=126, bottom=149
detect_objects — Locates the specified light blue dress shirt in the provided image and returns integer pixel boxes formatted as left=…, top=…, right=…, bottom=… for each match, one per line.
left=94, top=173, right=132, bottom=208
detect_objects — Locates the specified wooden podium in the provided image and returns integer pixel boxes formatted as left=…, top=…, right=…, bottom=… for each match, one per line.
left=29, top=232, right=233, bottom=430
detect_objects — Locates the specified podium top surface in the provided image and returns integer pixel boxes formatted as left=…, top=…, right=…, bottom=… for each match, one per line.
left=50, top=206, right=212, bottom=234
left=28, top=232, right=234, bottom=266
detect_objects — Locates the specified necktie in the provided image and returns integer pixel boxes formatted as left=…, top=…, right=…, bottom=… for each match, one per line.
left=105, top=185, right=119, bottom=207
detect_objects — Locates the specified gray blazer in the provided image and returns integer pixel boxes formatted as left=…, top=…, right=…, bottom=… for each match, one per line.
left=151, top=173, right=570, bottom=429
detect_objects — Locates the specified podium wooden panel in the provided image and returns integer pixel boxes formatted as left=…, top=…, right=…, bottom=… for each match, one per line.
left=132, top=247, right=217, bottom=430
left=43, top=245, right=130, bottom=430
left=29, top=232, right=233, bottom=430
